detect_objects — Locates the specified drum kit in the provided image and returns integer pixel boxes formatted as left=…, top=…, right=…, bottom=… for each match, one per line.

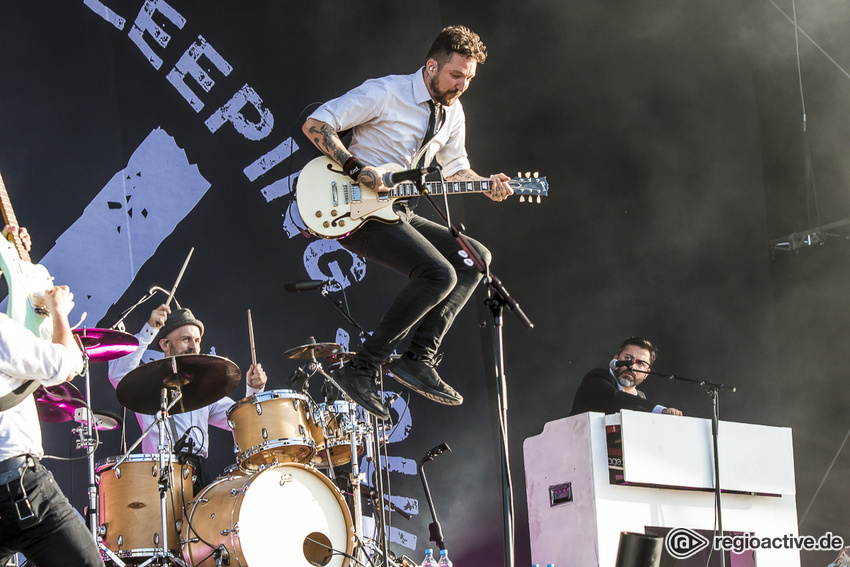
left=35, top=329, right=392, bottom=567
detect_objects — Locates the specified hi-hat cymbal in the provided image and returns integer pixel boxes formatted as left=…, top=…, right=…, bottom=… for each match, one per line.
left=116, top=354, right=240, bottom=415
left=35, top=383, right=86, bottom=423
left=73, top=328, right=139, bottom=363
left=283, top=342, right=344, bottom=360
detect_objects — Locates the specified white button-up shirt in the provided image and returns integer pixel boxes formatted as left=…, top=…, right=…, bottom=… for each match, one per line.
left=309, top=67, right=471, bottom=176
left=0, top=313, right=81, bottom=460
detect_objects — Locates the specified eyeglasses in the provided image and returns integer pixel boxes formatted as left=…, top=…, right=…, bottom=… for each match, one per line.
left=621, top=355, right=651, bottom=370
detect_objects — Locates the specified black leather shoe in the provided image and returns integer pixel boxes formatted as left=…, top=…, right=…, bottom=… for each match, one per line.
left=388, top=354, right=463, bottom=406
left=335, top=362, right=390, bottom=420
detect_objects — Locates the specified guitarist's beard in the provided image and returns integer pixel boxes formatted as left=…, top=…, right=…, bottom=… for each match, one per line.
left=428, top=76, right=462, bottom=106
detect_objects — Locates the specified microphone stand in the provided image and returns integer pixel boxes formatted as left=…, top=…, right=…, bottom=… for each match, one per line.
left=640, top=367, right=736, bottom=567
left=414, top=174, right=532, bottom=567
left=318, top=282, right=369, bottom=337
left=418, top=443, right=452, bottom=550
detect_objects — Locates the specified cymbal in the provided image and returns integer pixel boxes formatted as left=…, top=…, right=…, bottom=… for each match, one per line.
left=116, top=354, right=240, bottom=415
left=35, top=383, right=86, bottom=423
left=283, top=342, right=344, bottom=360
left=73, top=328, right=139, bottom=363
left=90, top=410, right=122, bottom=431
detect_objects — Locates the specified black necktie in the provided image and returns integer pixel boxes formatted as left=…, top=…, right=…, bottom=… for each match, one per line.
left=421, top=100, right=444, bottom=149
left=418, top=100, right=444, bottom=167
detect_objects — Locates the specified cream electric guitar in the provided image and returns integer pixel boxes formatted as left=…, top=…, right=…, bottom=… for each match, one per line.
left=0, top=169, right=55, bottom=410
left=296, top=156, right=549, bottom=239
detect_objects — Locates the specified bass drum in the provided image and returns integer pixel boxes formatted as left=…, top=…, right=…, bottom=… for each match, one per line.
left=96, top=454, right=194, bottom=562
left=182, top=463, right=354, bottom=567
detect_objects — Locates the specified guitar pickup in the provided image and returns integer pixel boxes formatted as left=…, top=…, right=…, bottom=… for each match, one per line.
left=351, top=186, right=361, bottom=203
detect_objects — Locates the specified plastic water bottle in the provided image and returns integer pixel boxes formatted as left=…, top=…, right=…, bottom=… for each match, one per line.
left=438, top=549, right=453, bottom=567
left=421, top=549, right=436, bottom=567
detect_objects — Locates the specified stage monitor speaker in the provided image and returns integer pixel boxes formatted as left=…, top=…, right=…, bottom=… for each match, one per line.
left=615, top=532, right=662, bottom=567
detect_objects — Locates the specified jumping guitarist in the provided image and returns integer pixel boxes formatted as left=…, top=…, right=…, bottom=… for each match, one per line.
left=302, top=25, right=513, bottom=420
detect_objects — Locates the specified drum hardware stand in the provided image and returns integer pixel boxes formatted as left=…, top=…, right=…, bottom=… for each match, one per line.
left=139, top=384, right=188, bottom=567
left=114, top=381, right=188, bottom=567
left=360, top=538, right=404, bottom=567
left=414, top=173, right=534, bottom=567
left=70, top=343, right=128, bottom=567
left=308, top=282, right=396, bottom=567
left=366, top=410, right=390, bottom=567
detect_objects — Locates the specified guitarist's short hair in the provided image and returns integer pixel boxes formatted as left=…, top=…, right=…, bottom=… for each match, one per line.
left=427, top=25, right=488, bottom=67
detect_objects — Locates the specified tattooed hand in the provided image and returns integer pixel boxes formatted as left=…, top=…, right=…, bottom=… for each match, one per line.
left=358, top=165, right=387, bottom=192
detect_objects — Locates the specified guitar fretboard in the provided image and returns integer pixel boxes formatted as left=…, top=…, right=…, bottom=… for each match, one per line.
left=388, top=179, right=492, bottom=199
left=0, top=171, right=31, bottom=264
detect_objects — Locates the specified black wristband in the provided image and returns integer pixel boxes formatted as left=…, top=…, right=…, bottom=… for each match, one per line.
left=343, top=156, right=365, bottom=181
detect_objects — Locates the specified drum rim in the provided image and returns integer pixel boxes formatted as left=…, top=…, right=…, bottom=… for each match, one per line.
left=236, top=437, right=317, bottom=468
left=226, top=388, right=311, bottom=417
left=95, top=453, right=186, bottom=470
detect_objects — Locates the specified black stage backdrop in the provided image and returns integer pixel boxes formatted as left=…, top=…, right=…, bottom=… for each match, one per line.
left=1, top=1, right=849, bottom=566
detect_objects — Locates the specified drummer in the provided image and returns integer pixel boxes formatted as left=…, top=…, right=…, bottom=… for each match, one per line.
left=107, top=305, right=266, bottom=487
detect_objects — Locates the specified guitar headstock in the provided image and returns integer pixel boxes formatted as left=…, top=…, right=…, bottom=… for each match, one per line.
left=509, top=172, right=549, bottom=204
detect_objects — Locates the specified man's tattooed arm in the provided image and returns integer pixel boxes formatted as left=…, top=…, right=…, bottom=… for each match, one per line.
left=302, top=118, right=352, bottom=166
left=446, top=168, right=486, bottom=182
left=448, top=168, right=513, bottom=202
left=302, top=117, right=383, bottom=191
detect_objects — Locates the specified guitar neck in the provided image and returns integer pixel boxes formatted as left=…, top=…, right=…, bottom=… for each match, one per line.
left=0, top=170, right=30, bottom=264
left=387, top=179, right=492, bottom=199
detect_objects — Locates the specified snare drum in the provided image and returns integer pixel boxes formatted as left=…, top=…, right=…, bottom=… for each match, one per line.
left=309, top=401, right=364, bottom=468
left=96, top=454, right=194, bottom=561
left=181, top=463, right=354, bottom=567
left=227, top=389, right=316, bottom=470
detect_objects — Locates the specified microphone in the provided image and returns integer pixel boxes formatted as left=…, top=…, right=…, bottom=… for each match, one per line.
left=614, top=360, right=634, bottom=368
left=381, top=165, right=440, bottom=189
left=284, top=280, right=329, bottom=293
left=173, top=429, right=194, bottom=455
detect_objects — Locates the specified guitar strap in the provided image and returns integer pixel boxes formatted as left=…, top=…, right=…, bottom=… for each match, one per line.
left=0, top=380, right=40, bottom=411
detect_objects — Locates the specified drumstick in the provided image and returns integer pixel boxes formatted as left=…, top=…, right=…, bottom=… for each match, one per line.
left=248, top=309, right=257, bottom=367
left=166, top=247, right=194, bottom=308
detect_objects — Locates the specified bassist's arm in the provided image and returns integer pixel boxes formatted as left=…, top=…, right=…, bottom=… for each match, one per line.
left=3, top=225, right=80, bottom=381
left=302, top=118, right=385, bottom=191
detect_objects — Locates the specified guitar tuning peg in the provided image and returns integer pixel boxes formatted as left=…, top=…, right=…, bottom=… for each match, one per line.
left=524, top=171, right=530, bottom=178
left=517, top=171, right=521, bottom=178
left=519, top=195, right=526, bottom=203
left=533, top=172, right=539, bottom=178
left=536, top=195, right=541, bottom=204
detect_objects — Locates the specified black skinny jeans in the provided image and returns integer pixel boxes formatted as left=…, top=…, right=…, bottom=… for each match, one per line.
left=0, top=463, right=104, bottom=567
left=339, top=201, right=491, bottom=368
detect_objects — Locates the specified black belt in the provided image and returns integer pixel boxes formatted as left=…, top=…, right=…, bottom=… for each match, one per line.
left=0, top=455, right=37, bottom=486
